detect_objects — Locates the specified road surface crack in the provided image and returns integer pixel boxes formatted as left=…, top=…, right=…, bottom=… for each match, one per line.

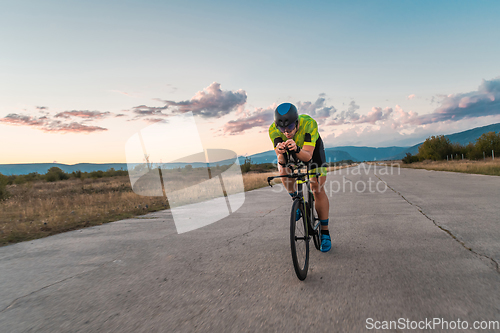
left=376, top=175, right=500, bottom=275
left=224, top=206, right=281, bottom=247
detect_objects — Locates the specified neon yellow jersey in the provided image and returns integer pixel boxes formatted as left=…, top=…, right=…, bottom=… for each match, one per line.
left=269, top=114, right=319, bottom=148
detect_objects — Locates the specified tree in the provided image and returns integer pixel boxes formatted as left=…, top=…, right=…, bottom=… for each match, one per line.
left=475, top=131, right=500, bottom=158
left=417, top=135, right=453, bottom=161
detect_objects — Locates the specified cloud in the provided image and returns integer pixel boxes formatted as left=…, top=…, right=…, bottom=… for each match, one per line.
left=407, top=94, right=416, bottom=100
left=357, top=107, right=393, bottom=124
left=416, top=78, right=500, bottom=124
left=133, top=82, right=247, bottom=119
left=390, top=105, right=420, bottom=129
left=296, top=97, right=336, bottom=123
left=223, top=105, right=276, bottom=135
left=42, top=122, right=108, bottom=133
left=130, top=104, right=169, bottom=116
left=326, top=78, right=500, bottom=131
left=54, top=110, right=111, bottom=119
left=387, top=78, right=500, bottom=129
left=1, top=114, right=47, bottom=127
left=323, top=114, right=500, bottom=148
left=222, top=95, right=340, bottom=135
left=141, top=118, right=168, bottom=124
left=327, top=102, right=394, bottom=126
left=0, top=113, right=107, bottom=133
left=327, top=101, right=361, bottom=125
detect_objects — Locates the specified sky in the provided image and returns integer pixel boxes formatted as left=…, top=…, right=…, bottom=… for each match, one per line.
left=1, top=0, right=500, bottom=164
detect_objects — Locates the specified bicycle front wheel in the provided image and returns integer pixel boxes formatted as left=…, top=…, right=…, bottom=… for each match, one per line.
left=290, top=198, right=309, bottom=280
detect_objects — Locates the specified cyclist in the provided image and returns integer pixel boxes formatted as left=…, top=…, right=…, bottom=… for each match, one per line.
left=269, top=102, right=331, bottom=252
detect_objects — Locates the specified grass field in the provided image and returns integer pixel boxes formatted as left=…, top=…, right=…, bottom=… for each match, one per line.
left=0, top=165, right=348, bottom=246
left=400, top=158, right=500, bottom=176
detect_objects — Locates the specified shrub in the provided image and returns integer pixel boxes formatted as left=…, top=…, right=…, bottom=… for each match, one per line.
left=241, top=157, right=252, bottom=173
left=402, top=153, right=420, bottom=164
left=72, top=170, right=82, bottom=179
left=45, top=167, right=69, bottom=182
left=0, top=172, right=10, bottom=200
left=90, top=170, right=104, bottom=178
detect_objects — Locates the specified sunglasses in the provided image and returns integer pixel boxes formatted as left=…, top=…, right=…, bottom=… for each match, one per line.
left=278, top=122, right=297, bottom=133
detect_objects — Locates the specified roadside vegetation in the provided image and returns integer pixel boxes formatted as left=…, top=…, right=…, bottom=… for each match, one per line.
left=0, top=159, right=354, bottom=246
left=400, top=159, right=500, bottom=176
left=401, top=131, right=500, bottom=176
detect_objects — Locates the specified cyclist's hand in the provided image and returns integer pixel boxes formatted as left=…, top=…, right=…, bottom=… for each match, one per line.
left=285, top=139, right=297, bottom=152
left=276, top=142, right=287, bottom=154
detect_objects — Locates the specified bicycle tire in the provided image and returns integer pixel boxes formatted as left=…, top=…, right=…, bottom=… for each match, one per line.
left=290, top=198, right=309, bottom=280
left=311, top=216, right=321, bottom=251
left=306, top=189, right=321, bottom=251
left=311, top=209, right=321, bottom=251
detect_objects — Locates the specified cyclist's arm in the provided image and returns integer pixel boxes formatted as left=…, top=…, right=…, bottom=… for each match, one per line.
left=274, top=138, right=287, bottom=165
left=296, top=144, right=314, bottom=162
left=285, top=139, right=314, bottom=162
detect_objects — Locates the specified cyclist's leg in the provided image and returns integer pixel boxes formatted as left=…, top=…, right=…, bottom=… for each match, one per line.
left=311, top=169, right=331, bottom=252
left=280, top=163, right=301, bottom=220
left=310, top=170, right=329, bottom=230
left=278, top=163, right=296, bottom=194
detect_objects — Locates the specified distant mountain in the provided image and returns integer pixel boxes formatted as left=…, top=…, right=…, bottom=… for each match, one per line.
left=2, top=123, right=498, bottom=175
left=444, top=122, right=500, bottom=145
left=324, top=149, right=356, bottom=163
left=0, top=163, right=128, bottom=176
left=327, top=146, right=410, bottom=162
left=0, top=162, right=226, bottom=176
left=241, top=148, right=357, bottom=164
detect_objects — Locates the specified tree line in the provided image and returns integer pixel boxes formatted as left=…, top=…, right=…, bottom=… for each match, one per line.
left=403, top=131, right=500, bottom=164
left=0, top=167, right=128, bottom=200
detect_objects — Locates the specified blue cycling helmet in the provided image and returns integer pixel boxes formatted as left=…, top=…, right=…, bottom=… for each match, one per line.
left=274, top=103, right=298, bottom=131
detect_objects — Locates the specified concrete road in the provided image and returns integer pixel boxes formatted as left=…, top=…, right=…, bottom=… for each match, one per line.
left=1, top=165, right=499, bottom=332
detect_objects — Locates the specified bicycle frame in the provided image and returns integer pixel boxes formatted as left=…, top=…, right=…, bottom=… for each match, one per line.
left=267, top=151, right=321, bottom=238
left=267, top=149, right=322, bottom=280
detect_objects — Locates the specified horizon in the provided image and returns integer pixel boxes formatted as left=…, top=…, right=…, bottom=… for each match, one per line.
left=2, top=1, right=500, bottom=164
left=2, top=121, right=499, bottom=166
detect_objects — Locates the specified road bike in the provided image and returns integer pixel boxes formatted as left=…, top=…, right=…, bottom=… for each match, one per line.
left=267, top=151, right=321, bottom=280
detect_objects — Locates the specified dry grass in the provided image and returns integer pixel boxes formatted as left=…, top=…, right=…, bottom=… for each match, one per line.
left=400, top=158, right=500, bottom=176
left=0, top=176, right=167, bottom=246
left=0, top=164, right=354, bottom=246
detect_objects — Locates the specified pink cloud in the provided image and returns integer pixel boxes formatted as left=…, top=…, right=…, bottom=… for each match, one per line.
left=223, top=105, right=276, bottom=135
left=54, top=110, right=111, bottom=119
left=140, top=82, right=247, bottom=119
left=0, top=113, right=108, bottom=133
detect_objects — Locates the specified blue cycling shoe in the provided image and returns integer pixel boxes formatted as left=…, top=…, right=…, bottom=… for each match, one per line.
left=320, top=234, right=331, bottom=252
left=295, top=208, right=302, bottom=221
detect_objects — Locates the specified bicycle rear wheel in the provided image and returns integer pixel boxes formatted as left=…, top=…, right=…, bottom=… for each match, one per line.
left=290, top=198, right=309, bottom=280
